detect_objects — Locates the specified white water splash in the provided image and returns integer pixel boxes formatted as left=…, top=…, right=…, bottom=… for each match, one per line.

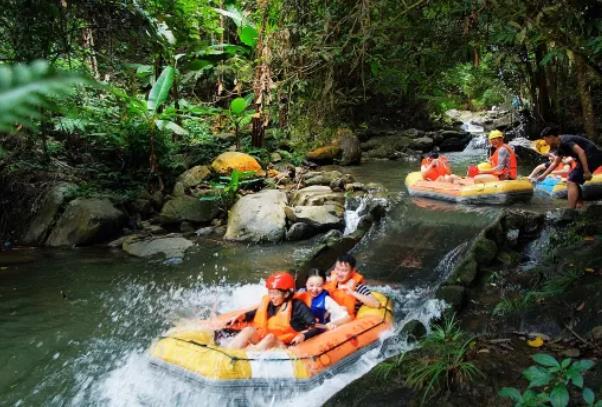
left=343, top=197, right=369, bottom=235
left=72, top=283, right=447, bottom=407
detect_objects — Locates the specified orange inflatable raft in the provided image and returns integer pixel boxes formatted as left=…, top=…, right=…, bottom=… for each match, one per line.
left=149, top=292, right=393, bottom=388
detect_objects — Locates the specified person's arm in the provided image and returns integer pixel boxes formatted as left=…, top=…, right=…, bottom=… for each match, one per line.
left=341, top=284, right=380, bottom=308
left=420, top=160, right=436, bottom=176
left=324, top=296, right=350, bottom=328
left=537, top=156, right=562, bottom=181
left=573, top=144, right=592, bottom=180
left=289, top=300, right=324, bottom=344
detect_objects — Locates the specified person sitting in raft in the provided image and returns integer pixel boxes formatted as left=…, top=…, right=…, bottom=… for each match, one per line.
left=537, top=125, right=602, bottom=209
left=420, top=152, right=466, bottom=184
left=527, top=153, right=575, bottom=182
left=295, top=269, right=351, bottom=330
left=225, top=271, right=324, bottom=350
left=324, top=254, right=381, bottom=318
left=473, top=130, right=518, bottom=184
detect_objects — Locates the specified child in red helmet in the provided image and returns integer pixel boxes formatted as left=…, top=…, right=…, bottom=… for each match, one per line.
left=225, top=271, right=323, bottom=350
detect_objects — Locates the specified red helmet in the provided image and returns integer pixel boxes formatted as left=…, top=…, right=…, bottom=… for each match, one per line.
left=265, top=271, right=295, bottom=291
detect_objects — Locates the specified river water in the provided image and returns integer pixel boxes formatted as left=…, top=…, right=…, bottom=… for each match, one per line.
left=0, top=147, right=561, bottom=406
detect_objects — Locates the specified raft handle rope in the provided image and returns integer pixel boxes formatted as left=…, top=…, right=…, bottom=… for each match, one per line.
left=159, top=296, right=393, bottom=363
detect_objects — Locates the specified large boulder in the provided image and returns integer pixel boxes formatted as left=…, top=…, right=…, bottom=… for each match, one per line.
left=335, top=128, right=362, bottom=165
left=409, top=136, right=434, bottom=152
left=224, top=189, right=288, bottom=242
left=285, top=204, right=344, bottom=229
left=122, top=235, right=193, bottom=258
left=211, top=152, right=264, bottom=176
left=303, top=171, right=353, bottom=187
left=306, top=145, right=342, bottom=164
left=291, top=186, right=345, bottom=207
left=361, top=135, right=411, bottom=159
left=46, top=198, right=126, bottom=247
left=22, top=182, right=76, bottom=245
left=159, top=196, right=220, bottom=224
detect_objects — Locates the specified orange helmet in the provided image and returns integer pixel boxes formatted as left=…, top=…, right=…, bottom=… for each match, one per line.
left=265, top=272, right=295, bottom=291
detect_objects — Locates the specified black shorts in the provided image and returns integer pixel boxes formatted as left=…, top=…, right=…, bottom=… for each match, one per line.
left=568, top=158, right=602, bottom=184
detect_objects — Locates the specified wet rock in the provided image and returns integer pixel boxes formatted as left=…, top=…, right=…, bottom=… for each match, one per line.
left=306, top=145, right=342, bottom=164
left=450, top=255, right=478, bottom=286
left=409, top=136, right=434, bottom=152
left=436, top=285, right=466, bottom=310
left=437, top=131, right=472, bottom=152
left=473, top=236, right=498, bottom=266
left=211, top=152, right=264, bottom=176
left=46, top=198, right=126, bottom=247
left=291, top=186, right=345, bottom=207
left=519, top=311, right=562, bottom=338
left=285, top=205, right=344, bottom=229
left=505, top=228, right=520, bottom=246
left=122, top=235, right=193, bottom=258
left=512, top=145, right=547, bottom=165
left=401, top=320, right=427, bottom=343
left=195, top=226, right=214, bottom=237
left=402, top=128, right=425, bottom=139
left=361, top=135, right=411, bottom=159
left=159, top=196, right=220, bottom=224
left=303, top=170, right=347, bottom=186
left=345, top=182, right=367, bottom=192
left=286, top=222, right=316, bottom=241
left=496, top=250, right=521, bottom=266
left=179, top=221, right=195, bottom=233
left=336, top=128, right=362, bottom=165
left=22, top=182, right=76, bottom=245
left=224, top=189, right=288, bottom=242
left=127, top=198, right=154, bottom=217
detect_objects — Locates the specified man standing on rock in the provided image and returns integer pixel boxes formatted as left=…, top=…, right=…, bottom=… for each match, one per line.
left=537, top=124, right=602, bottom=209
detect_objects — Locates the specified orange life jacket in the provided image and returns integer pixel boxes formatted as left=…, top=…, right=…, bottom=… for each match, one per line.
left=490, top=144, right=517, bottom=179
left=323, top=271, right=365, bottom=317
left=252, top=296, right=298, bottom=345
left=294, top=291, right=312, bottom=308
left=420, top=156, right=452, bottom=181
left=594, top=166, right=602, bottom=175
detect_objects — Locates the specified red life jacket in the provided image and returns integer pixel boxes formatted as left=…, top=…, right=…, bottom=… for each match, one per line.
left=420, top=156, right=452, bottom=181
left=252, top=296, right=298, bottom=345
left=323, top=271, right=365, bottom=317
left=490, top=144, right=517, bottom=179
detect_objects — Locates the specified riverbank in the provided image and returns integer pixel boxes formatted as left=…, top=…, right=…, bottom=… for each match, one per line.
left=327, top=205, right=602, bottom=406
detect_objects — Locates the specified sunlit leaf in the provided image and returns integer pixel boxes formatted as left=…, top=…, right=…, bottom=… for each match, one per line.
left=147, top=66, right=174, bottom=114
left=239, top=25, right=258, bottom=47
left=230, top=97, right=248, bottom=114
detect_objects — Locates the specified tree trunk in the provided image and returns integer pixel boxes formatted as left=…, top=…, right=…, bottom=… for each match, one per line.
left=574, top=52, right=598, bottom=141
left=251, top=1, right=272, bottom=148
left=534, top=45, right=552, bottom=123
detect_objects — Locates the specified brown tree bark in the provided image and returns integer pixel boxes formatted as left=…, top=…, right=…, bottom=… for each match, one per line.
left=534, top=44, right=552, bottom=123
left=251, top=1, right=272, bottom=148
left=574, top=52, right=598, bottom=141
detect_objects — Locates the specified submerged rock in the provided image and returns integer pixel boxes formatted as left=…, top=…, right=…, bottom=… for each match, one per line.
left=401, top=320, right=427, bottom=343
left=224, top=189, right=288, bottom=242
left=46, top=198, right=126, bottom=247
left=122, top=235, right=193, bottom=258
left=286, top=222, right=316, bottom=241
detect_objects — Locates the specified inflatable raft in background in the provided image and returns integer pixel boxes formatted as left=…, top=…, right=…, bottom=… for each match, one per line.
left=149, top=292, right=393, bottom=388
left=531, top=139, right=550, bottom=155
left=405, top=172, right=533, bottom=205
left=535, top=171, right=602, bottom=200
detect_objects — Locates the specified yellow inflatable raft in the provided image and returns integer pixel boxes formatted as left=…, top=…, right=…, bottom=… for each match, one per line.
left=149, top=292, right=393, bottom=388
left=535, top=172, right=602, bottom=200
left=405, top=172, right=533, bottom=205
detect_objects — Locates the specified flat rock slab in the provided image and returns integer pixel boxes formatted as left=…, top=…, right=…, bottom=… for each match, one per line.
left=123, top=236, right=194, bottom=258
left=285, top=204, right=344, bottom=228
left=291, top=186, right=345, bottom=206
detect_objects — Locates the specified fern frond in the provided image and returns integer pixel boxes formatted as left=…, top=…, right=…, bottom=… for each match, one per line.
left=0, top=60, right=92, bottom=132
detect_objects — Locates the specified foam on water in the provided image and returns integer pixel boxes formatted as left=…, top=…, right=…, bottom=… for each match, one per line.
left=69, top=282, right=447, bottom=407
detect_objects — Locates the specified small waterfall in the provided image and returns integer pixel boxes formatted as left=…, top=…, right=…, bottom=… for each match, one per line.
left=343, top=197, right=369, bottom=235
left=461, top=121, right=484, bottom=134
left=461, top=119, right=488, bottom=153
left=433, top=241, right=469, bottom=280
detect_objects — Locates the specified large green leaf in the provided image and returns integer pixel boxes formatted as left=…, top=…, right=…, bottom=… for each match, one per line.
left=147, top=66, right=175, bottom=114
left=532, top=353, right=560, bottom=368
left=549, top=385, right=569, bottom=407
left=0, top=60, right=92, bottom=132
left=239, top=25, right=258, bottom=47
left=155, top=119, right=188, bottom=135
left=583, top=387, right=595, bottom=406
left=523, top=366, right=552, bottom=388
left=230, top=97, right=248, bottom=115
left=498, top=387, right=522, bottom=402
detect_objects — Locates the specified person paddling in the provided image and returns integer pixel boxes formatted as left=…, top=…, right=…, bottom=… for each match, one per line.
left=295, top=269, right=351, bottom=330
left=225, top=272, right=323, bottom=350
left=537, top=125, right=602, bottom=208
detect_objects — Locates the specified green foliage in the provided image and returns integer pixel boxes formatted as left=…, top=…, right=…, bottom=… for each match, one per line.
left=499, top=354, right=598, bottom=407
left=200, top=169, right=260, bottom=209
left=0, top=60, right=92, bottom=132
left=374, top=316, right=481, bottom=405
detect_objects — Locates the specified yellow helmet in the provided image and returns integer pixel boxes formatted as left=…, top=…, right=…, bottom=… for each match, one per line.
left=477, top=162, right=493, bottom=172
left=488, top=130, right=504, bottom=141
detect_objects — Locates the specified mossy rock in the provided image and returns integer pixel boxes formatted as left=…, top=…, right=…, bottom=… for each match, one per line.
left=436, top=285, right=466, bottom=311
left=449, top=255, right=478, bottom=286
left=401, top=319, right=427, bottom=343
left=473, top=236, right=498, bottom=266
left=496, top=250, right=522, bottom=266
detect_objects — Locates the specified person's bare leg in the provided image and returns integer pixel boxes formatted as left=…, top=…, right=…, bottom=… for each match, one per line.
left=567, top=182, right=580, bottom=209
left=226, top=326, right=256, bottom=349
left=473, top=174, right=499, bottom=184
left=248, top=333, right=281, bottom=351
